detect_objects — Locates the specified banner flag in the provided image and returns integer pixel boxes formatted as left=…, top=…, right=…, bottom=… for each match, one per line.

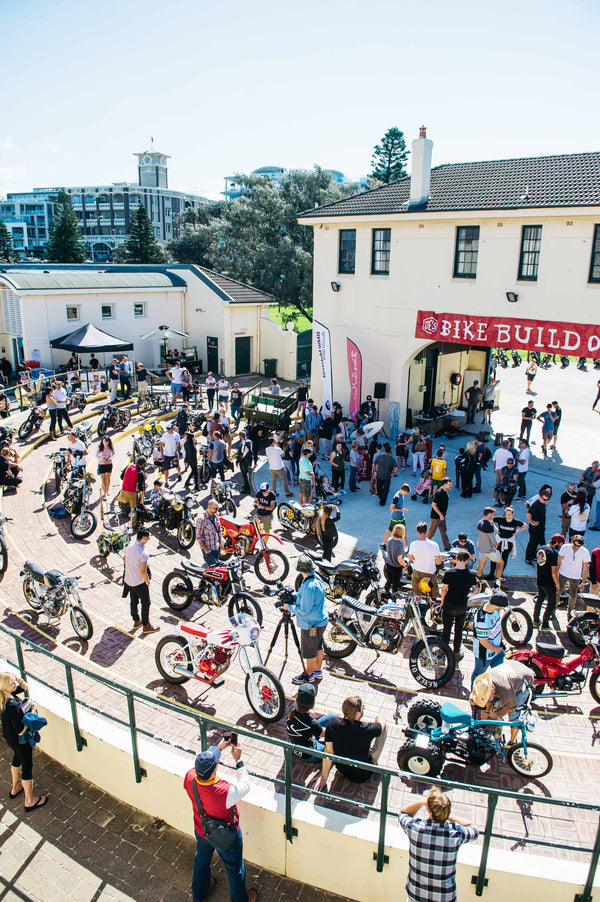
left=346, top=338, right=362, bottom=422
left=314, top=320, right=333, bottom=413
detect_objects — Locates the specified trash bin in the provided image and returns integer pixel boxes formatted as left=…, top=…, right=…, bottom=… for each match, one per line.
left=263, top=358, right=277, bottom=378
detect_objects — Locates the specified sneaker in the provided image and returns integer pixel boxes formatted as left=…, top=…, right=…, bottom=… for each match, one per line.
left=291, top=672, right=314, bottom=685
left=455, top=651, right=464, bottom=661
left=312, top=670, right=323, bottom=681
left=132, top=619, right=142, bottom=629
left=142, top=624, right=160, bottom=634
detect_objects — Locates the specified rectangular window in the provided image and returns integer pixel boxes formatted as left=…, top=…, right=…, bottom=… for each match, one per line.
left=453, top=226, right=480, bottom=278
left=371, top=228, right=391, bottom=275
left=589, top=225, right=600, bottom=283
left=133, top=303, right=146, bottom=317
left=338, top=229, right=356, bottom=274
left=518, top=225, right=542, bottom=280
left=66, top=305, right=80, bottom=321
left=101, top=304, right=114, bottom=319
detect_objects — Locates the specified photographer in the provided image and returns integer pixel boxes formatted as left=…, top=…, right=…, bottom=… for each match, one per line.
left=184, top=736, right=258, bottom=902
left=286, top=555, right=328, bottom=686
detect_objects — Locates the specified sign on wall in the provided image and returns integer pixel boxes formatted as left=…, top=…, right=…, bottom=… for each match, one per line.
left=314, top=321, right=333, bottom=413
left=346, top=338, right=362, bottom=422
left=416, top=310, right=600, bottom=356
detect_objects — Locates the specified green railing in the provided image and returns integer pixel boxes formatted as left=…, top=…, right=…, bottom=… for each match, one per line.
left=2, top=623, right=599, bottom=901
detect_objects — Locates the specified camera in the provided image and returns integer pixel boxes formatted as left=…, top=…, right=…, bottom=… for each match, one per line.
left=223, top=731, right=238, bottom=745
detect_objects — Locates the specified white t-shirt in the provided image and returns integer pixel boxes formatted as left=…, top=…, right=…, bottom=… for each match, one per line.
left=265, top=444, right=284, bottom=471
left=169, top=366, right=183, bottom=384
left=68, top=438, right=88, bottom=467
left=517, top=447, right=530, bottom=474
left=568, top=503, right=590, bottom=533
left=408, top=538, right=440, bottom=574
left=162, top=431, right=181, bottom=457
left=559, top=544, right=591, bottom=579
left=493, top=448, right=512, bottom=470
left=53, top=388, right=67, bottom=409
left=217, top=379, right=230, bottom=395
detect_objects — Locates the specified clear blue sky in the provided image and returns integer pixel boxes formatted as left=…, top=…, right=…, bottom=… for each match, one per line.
left=1, top=0, right=598, bottom=200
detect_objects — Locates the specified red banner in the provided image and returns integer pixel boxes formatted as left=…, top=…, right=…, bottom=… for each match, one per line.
left=346, top=338, right=362, bottom=421
left=415, top=311, right=600, bottom=356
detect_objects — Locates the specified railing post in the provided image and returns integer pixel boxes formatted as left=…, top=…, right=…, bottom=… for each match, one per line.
left=198, top=718, right=208, bottom=751
left=65, top=663, right=85, bottom=752
left=575, top=814, right=600, bottom=902
left=126, top=691, right=146, bottom=783
left=283, top=746, right=295, bottom=842
left=473, top=792, right=498, bottom=895
left=375, top=772, right=390, bottom=872
left=15, top=636, right=26, bottom=682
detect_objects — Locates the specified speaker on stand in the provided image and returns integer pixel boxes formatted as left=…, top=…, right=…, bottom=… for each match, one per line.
left=373, top=382, right=387, bottom=420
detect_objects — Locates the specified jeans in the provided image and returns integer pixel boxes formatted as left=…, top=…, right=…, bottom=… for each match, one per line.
left=475, top=463, right=482, bottom=492
left=520, top=419, right=532, bottom=441
left=525, top=525, right=545, bottom=562
left=377, top=477, right=391, bottom=505
left=231, top=406, right=241, bottom=426
left=283, top=459, right=295, bottom=486
left=128, top=582, right=150, bottom=626
left=202, top=549, right=219, bottom=566
left=119, top=375, right=131, bottom=399
left=471, top=650, right=505, bottom=687
left=332, top=467, right=345, bottom=491
left=559, top=574, right=581, bottom=614
left=595, top=495, right=600, bottom=529
left=56, top=408, right=72, bottom=431
left=412, top=451, right=425, bottom=474
left=110, top=379, right=119, bottom=401
left=442, top=609, right=466, bottom=654
left=466, top=403, right=477, bottom=424
left=533, top=583, right=557, bottom=625
left=508, top=687, right=530, bottom=723
left=210, top=461, right=225, bottom=481
left=517, top=471, right=527, bottom=497
left=192, top=827, right=248, bottom=902
left=349, top=465, right=358, bottom=491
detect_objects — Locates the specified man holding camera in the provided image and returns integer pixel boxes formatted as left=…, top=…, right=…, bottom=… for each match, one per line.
left=184, top=736, right=258, bottom=902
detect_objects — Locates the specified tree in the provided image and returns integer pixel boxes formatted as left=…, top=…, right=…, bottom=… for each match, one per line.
left=0, top=221, right=17, bottom=263
left=46, top=189, right=87, bottom=263
left=120, top=204, right=169, bottom=264
left=370, top=127, right=409, bottom=183
left=168, top=201, right=225, bottom=265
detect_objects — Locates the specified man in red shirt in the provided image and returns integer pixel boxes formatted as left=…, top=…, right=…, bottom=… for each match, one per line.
left=184, top=740, right=258, bottom=902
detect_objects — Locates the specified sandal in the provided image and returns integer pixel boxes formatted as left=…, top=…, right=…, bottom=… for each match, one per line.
left=9, top=785, right=23, bottom=799
left=25, top=795, right=48, bottom=812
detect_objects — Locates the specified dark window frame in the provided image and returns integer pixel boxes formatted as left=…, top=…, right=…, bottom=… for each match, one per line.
left=338, top=229, right=356, bottom=274
left=518, top=225, right=542, bottom=281
left=371, top=228, right=391, bottom=275
left=589, top=224, right=600, bottom=283
left=453, top=226, right=480, bottom=279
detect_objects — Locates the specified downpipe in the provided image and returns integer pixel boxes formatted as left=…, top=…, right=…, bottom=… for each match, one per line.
left=329, top=617, right=365, bottom=647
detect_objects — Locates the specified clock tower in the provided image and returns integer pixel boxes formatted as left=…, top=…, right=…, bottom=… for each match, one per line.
left=134, top=149, right=170, bottom=188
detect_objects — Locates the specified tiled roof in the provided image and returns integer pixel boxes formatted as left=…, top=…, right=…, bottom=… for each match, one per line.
left=299, top=151, right=600, bottom=218
left=193, top=266, right=277, bottom=304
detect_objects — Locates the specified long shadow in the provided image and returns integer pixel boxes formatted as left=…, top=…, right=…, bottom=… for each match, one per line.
left=148, top=679, right=217, bottom=716
left=2, top=609, right=59, bottom=651
left=89, top=626, right=135, bottom=667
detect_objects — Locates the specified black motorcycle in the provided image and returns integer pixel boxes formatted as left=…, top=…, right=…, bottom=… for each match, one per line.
left=497, top=349, right=509, bottom=368
left=162, top=556, right=263, bottom=622
left=593, top=359, right=600, bottom=371
left=97, top=404, right=132, bottom=437
left=511, top=350, right=522, bottom=367
left=560, top=355, right=570, bottom=369
left=137, top=488, right=195, bottom=548
left=540, top=353, right=553, bottom=369
left=420, top=589, right=533, bottom=647
left=18, top=402, right=46, bottom=439
left=294, top=552, right=385, bottom=607
left=577, top=356, right=588, bottom=371
left=63, top=470, right=97, bottom=539
left=46, top=448, right=70, bottom=493
left=66, top=385, right=87, bottom=413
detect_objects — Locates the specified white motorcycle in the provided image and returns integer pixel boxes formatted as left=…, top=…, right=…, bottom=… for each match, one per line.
left=20, top=560, right=93, bottom=640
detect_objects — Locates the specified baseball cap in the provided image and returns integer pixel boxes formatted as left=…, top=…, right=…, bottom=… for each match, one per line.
left=457, top=533, right=468, bottom=541
left=297, top=683, right=315, bottom=706
left=260, top=482, right=269, bottom=491
left=550, top=533, right=565, bottom=545
left=167, top=423, right=175, bottom=429
left=194, top=746, right=221, bottom=779
left=489, top=590, right=508, bottom=608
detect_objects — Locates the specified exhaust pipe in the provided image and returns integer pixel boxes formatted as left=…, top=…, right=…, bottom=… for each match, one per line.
left=330, top=618, right=363, bottom=645
left=172, top=664, right=192, bottom=676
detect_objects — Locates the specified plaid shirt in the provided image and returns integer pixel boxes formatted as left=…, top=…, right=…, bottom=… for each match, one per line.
left=195, top=512, right=221, bottom=552
left=399, top=814, right=478, bottom=902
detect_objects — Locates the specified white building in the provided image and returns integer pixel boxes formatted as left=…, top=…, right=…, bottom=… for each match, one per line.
left=299, top=129, right=600, bottom=427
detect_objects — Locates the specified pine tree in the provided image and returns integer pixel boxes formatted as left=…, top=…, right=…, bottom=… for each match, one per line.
left=46, top=189, right=87, bottom=263
left=0, top=221, right=17, bottom=263
left=121, top=205, right=168, bottom=263
left=370, top=127, right=409, bottom=183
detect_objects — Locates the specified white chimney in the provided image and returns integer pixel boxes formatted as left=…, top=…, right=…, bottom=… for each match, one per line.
left=409, top=125, right=433, bottom=207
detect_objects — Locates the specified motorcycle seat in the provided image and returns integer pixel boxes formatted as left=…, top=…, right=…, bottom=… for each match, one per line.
left=24, top=560, right=48, bottom=583
left=579, top=593, right=600, bottom=609
left=306, top=551, right=337, bottom=572
left=181, top=560, right=205, bottom=576
left=535, top=641, right=566, bottom=659
left=337, top=594, right=378, bottom=616
left=440, top=702, right=473, bottom=728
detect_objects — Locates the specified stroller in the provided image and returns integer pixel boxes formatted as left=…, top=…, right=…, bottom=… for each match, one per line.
left=314, top=463, right=342, bottom=505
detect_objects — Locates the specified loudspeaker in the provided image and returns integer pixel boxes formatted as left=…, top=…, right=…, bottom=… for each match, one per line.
left=374, top=382, right=387, bottom=399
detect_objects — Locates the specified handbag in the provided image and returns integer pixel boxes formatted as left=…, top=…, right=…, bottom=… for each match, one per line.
left=192, top=780, right=237, bottom=851
left=415, top=440, right=426, bottom=453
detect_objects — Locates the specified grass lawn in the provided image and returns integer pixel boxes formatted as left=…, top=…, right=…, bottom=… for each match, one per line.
left=269, top=306, right=312, bottom=333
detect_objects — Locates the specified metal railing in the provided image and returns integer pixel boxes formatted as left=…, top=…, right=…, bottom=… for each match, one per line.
left=1, top=627, right=599, bottom=900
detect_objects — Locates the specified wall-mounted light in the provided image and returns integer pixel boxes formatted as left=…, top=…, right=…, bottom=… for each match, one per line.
left=419, top=384, right=427, bottom=392
left=331, top=281, right=341, bottom=292
left=506, top=291, right=518, bottom=303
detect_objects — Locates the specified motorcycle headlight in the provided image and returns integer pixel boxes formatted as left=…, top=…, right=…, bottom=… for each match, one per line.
left=171, top=500, right=183, bottom=512
left=185, top=498, right=194, bottom=509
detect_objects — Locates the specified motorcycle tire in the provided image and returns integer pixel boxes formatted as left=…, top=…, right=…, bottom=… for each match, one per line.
left=223, top=499, right=237, bottom=518
left=70, top=605, right=93, bottom=641
left=138, top=397, right=153, bottom=417
left=501, top=607, right=533, bottom=647
left=422, top=604, right=443, bottom=633
left=526, top=662, right=546, bottom=696
left=162, top=572, right=194, bottom=611
left=227, top=593, right=263, bottom=626
left=18, top=419, right=34, bottom=440
left=199, top=462, right=211, bottom=485
left=507, top=742, right=553, bottom=778
left=23, top=577, right=43, bottom=611
left=97, top=418, right=107, bottom=437
left=77, top=398, right=87, bottom=412
left=155, top=636, right=193, bottom=684
left=54, top=465, right=63, bottom=494
left=276, top=502, right=296, bottom=529
left=119, top=410, right=132, bottom=429
left=590, top=671, right=600, bottom=706
left=409, top=637, right=455, bottom=688
left=177, top=520, right=195, bottom=549
left=407, top=700, right=442, bottom=731
left=0, top=535, right=7, bottom=574
left=254, top=549, right=289, bottom=585
left=97, top=537, right=111, bottom=558
left=70, top=510, right=97, bottom=539
left=294, top=573, right=303, bottom=591
left=397, top=740, right=443, bottom=778
left=163, top=510, right=178, bottom=532
left=365, top=588, right=391, bottom=608
left=567, top=612, right=599, bottom=649
left=323, top=622, right=358, bottom=658
left=219, top=537, right=235, bottom=561
left=245, top=666, right=285, bottom=722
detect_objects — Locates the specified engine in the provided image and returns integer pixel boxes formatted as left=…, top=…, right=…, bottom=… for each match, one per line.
left=198, top=582, right=220, bottom=606
left=369, top=621, right=401, bottom=652
left=197, top=645, right=230, bottom=677
left=555, top=672, right=585, bottom=691
left=335, top=575, right=364, bottom=598
left=46, top=588, right=66, bottom=617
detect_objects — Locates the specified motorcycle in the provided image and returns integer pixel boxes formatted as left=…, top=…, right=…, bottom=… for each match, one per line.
left=97, top=403, right=132, bottom=437
left=509, top=633, right=600, bottom=703
left=141, top=487, right=196, bottom=548
left=497, top=349, right=509, bottom=368
left=566, top=594, right=600, bottom=647
left=155, top=612, right=284, bottom=722
left=18, top=402, right=46, bottom=439
left=397, top=694, right=552, bottom=779
left=419, top=588, right=533, bottom=647
left=97, top=520, right=134, bottom=558
left=323, top=592, right=455, bottom=689
left=46, top=448, right=70, bottom=493
left=162, top=555, right=263, bottom=623
left=211, top=480, right=237, bottom=517
left=132, top=421, right=164, bottom=461
left=198, top=446, right=212, bottom=485
left=63, top=470, right=97, bottom=539
left=219, top=512, right=289, bottom=584
left=577, top=356, right=588, bottom=371
left=294, top=552, right=385, bottom=607
left=560, top=355, right=570, bottom=369
left=277, top=496, right=342, bottom=538
left=594, top=359, right=600, bottom=371
left=511, top=350, right=522, bottom=367
left=65, top=384, right=87, bottom=412
left=0, top=515, right=12, bottom=573
left=20, top=560, right=93, bottom=639
left=540, top=353, right=553, bottom=369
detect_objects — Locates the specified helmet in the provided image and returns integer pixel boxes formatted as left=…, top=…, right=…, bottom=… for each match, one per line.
left=296, top=555, right=314, bottom=574
left=419, top=578, right=432, bottom=594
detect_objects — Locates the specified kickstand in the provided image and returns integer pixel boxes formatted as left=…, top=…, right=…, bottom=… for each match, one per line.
left=364, top=651, right=381, bottom=674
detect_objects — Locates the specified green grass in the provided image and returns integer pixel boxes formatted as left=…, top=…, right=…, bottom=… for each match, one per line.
left=269, top=306, right=312, bottom=333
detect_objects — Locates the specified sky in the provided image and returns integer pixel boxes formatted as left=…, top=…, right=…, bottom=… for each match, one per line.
left=1, top=0, right=599, bottom=200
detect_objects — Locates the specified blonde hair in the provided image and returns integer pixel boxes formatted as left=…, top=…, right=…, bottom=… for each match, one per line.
left=466, top=441, right=476, bottom=455
left=0, top=672, right=15, bottom=713
left=427, top=786, right=451, bottom=823
left=392, top=523, right=406, bottom=540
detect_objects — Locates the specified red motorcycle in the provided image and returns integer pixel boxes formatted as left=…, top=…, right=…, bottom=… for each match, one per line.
left=162, top=556, right=263, bottom=623
left=219, top=512, right=289, bottom=585
left=509, top=633, right=600, bottom=703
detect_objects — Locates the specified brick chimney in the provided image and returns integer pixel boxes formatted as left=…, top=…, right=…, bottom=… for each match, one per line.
left=409, top=126, right=433, bottom=207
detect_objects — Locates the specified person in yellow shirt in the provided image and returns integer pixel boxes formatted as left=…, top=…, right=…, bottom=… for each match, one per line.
left=430, top=452, right=448, bottom=490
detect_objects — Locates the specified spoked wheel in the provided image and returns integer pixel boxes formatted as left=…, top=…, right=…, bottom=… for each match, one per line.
left=138, top=398, right=153, bottom=416
left=365, top=588, right=390, bottom=608
left=223, top=499, right=237, bottom=517
left=409, top=637, right=455, bottom=688
left=23, top=577, right=43, bottom=610
left=54, top=465, right=63, bottom=493
left=323, top=622, right=357, bottom=658
left=422, top=603, right=443, bottom=634
left=397, top=741, right=443, bottom=777
left=155, top=636, right=193, bottom=684
left=298, top=514, right=313, bottom=535
left=76, top=398, right=87, bottom=411
left=501, top=607, right=533, bottom=647
left=527, top=662, right=547, bottom=697
left=590, top=672, right=600, bottom=706
left=0, top=535, right=8, bottom=573
left=227, top=593, right=263, bottom=625
left=245, top=666, right=285, bottom=722
left=507, top=742, right=553, bottom=778
left=162, top=573, right=194, bottom=611
left=97, top=537, right=111, bottom=558
left=70, top=606, right=93, bottom=640
left=276, top=502, right=295, bottom=529
left=254, top=549, right=289, bottom=585
left=119, top=410, right=132, bottom=428
left=406, top=700, right=442, bottom=731
left=567, top=612, right=599, bottom=649
left=157, top=394, right=169, bottom=411
left=70, top=510, right=97, bottom=539
left=177, top=520, right=195, bottom=549
left=97, top=418, right=107, bottom=437
left=18, top=419, right=34, bottom=440
left=199, top=462, right=211, bottom=484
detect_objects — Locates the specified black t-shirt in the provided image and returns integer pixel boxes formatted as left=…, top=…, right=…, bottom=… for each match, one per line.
left=466, top=386, right=482, bottom=404
left=494, top=516, right=524, bottom=538
left=430, top=488, right=448, bottom=520
left=536, top=544, right=558, bottom=586
left=561, top=491, right=576, bottom=509
left=287, top=710, right=322, bottom=757
left=331, top=450, right=345, bottom=471
left=521, top=406, right=537, bottom=421
left=137, top=368, right=148, bottom=382
left=1, top=690, right=25, bottom=747
left=255, top=490, right=276, bottom=515
left=230, top=389, right=243, bottom=407
left=553, top=406, right=562, bottom=427
left=442, top=569, right=478, bottom=612
left=297, top=386, right=308, bottom=402
left=324, top=717, right=382, bottom=782
left=529, top=499, right=547, bottom=529
left=320, top=418, right=334, bottom=439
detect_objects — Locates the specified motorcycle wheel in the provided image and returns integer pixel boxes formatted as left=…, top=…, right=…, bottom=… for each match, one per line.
left=227, top=594, right=263, bottom=626
left=177, top=521, right=195, bottom=549
left=298, top=514, right=313, bottom=535
left=219, top=537, right=235, bottom=561
left=18, top=419, right=34, bottom=440
left=245, top=666, right=285, bottom=722
left=97, top=537, right=111, bottom=558
left=409, top=637, right=455, bottom=688
left=23, top=577, right=43, bottom=611
left=70, top=606, right=93, bottom=640
left=254, top=549, right=289, bottom=585
left=155, top=636, right=193, bottom=684
left=407, top=700, right=442, bottom=731
left=70, top=510, right=97, bottom=539
left=590, top=671, right=600, bottom=706
left=507, top=742, right=553, bottom=778
left=199, top=462, right=211, bottom=484
left=501, top=607, right=533, bottom=647
left=276, top=502, right=295, bottom=529
left=97, top=418, right=107, bottom=437
left=567, top=612, right=598, bottom=649
left=294, top=573, right=303, bottom=591
left=162, top=573, right=194, bottom=611
left=223, top=499, right=237, bottom=518
left=365, top=588, right=390, bottom=608
left=120, top=410, right=132, bottom=428
left=527, top=662, right=546, bottom=696
left=323, top=622, right=357, bottom=658
left=0, top=535, right=7, bottom=573
left=77, top=398, right=87, bottom=411
left=423, top=604, right=443, bottom=634
left=54, top=465, right=62, bottom=493
left=138, top=397, right=152, bottom=416
left=397, top=741, right=443, bottom=778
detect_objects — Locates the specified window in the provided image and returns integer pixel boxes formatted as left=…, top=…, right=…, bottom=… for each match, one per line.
left=133, top=303, right=146, bottom=318
left=453, top=226, right=480, bottom=278
left=589, top=225, right=600, bottom=283
left=338, top=229, right=356, bottom=274
left=371, top=228, right=391, bottom=275
left=101, top=304, right=114, bottom=319
left=66, top=305, right=80, bottom=321
left=518, top=225, right=542, bottom=280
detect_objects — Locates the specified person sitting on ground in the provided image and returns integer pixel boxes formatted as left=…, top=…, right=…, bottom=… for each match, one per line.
left=412, top=469, right=432, bottom=503
left=319, top=696, right=386, bottom=788
left=0, top=447, right=22, bottom=489
left=286, top=683, right=332, bottom=763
